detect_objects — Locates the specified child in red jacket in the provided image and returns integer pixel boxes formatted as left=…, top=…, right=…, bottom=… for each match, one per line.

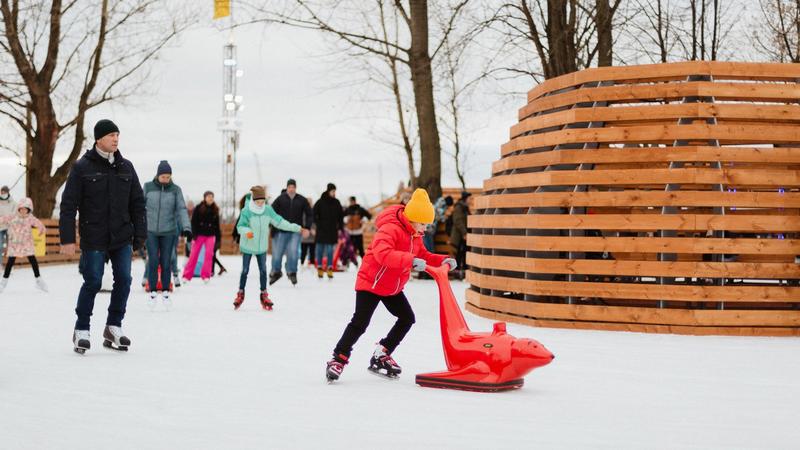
left=326, top=188, right=456, bottom=382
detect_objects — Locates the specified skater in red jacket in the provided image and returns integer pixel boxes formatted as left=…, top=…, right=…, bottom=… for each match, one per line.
left=326, top=188, right=457, bottom=382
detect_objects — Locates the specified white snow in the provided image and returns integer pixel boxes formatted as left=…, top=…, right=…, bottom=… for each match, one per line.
left=1, top=256, right=798, bottom=450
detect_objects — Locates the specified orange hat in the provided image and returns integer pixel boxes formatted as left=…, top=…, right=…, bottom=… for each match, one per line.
left=403, top=188, right=434, bottom=224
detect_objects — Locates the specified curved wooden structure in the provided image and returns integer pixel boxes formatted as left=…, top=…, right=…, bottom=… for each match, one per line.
left=466, top=62, right=800, bottom=336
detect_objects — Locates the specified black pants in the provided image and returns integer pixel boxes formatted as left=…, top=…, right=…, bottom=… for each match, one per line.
left=351, top=234, right=365, bottom=258
left=333, top=290, right=415, bottom=358
left=300, top=242, right=315, bottom=265
left=4, top=256, right=40, bottom=278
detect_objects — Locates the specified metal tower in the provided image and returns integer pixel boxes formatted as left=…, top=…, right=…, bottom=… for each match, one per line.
left=219, top=41, right=243, bottom=222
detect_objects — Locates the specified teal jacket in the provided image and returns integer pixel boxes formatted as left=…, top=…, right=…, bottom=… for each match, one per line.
left=237, top=194, right=301, bottom=254
left=143, top=177, right=190, bottom=236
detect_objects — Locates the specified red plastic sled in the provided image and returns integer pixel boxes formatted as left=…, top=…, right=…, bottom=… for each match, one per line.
left=415, top=265, right=554, bottom=392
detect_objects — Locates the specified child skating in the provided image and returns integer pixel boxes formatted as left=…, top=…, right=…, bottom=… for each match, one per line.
left=0, top=198, right=48, bottom=293
left=326, top=188, right=457, bottom=382
left=234, top=185, right=309, bottom=310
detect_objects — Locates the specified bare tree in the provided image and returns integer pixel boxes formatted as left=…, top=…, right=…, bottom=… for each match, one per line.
left=625, top=0, right=683, bottom=63
left=754, top=0, right=800, bottom=62
left=0, top=0, right=195, bottom=216
left=677, top=0, right=739, bottom=60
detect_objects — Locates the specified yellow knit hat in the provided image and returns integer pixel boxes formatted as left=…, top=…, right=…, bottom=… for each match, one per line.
left=403, top=188, right=435, bottom=224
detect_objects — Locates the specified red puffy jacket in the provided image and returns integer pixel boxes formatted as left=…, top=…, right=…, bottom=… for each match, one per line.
left=355, top=205, right=447, bottom=296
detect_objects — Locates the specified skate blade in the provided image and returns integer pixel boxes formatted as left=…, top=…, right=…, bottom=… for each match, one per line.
left=367, top=367, right=400, bottom=380
left=102, top=340, right=129, bottom=352
left=73, top=347, right=87, bottom=355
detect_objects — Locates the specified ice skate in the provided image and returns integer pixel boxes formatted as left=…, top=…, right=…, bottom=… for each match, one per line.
left=317, top=267, right=324, bottom=279
left=260, top=290, right=273, bottom=311
left=147, top=291, right=158, bottom=311
left=73, top=329, right=90, bottom=354
left=326, top=354, right=349, bottom=383
left=269, top=271, right=282, bottom=286
left=102, top=325, right=130, bottom=351
left=233, top=290, right=244, bottom=310
left=0, top=277, right=7, bottom=293
left=326, top=268, right=334, bottom=280
left=287, top=272, right=297, bottom=286
left=35, top=277, right=48, bottom=292
left=173, top=273, right=181, bottom=288
left=162, top=292, right=172, bottom=311
left=368, top=345, right=401, bottom=380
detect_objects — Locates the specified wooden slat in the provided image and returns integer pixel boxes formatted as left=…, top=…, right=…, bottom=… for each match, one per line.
left=492, top=146, right=800, bottom=174
left=526, top=61, right=800, bottom=102
left=467, top=234, right=800, bottom=255
left=501, top=124, right=800, bottom=156
left=466, top=253, right=800, bottom=279
left=484, top=168, right=800, bottom=190
left=474, top=191, right=800, bottom=209
left=467, top=213, right=800, bottom=232
left=466, top=271, right=800, bottom=302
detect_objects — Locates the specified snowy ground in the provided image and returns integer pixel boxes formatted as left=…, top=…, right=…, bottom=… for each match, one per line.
left=1, top=255, right=798, bottom=450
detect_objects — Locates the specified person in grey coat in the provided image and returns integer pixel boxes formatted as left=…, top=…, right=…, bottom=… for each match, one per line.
left=143, top=160, right=191, bottom=307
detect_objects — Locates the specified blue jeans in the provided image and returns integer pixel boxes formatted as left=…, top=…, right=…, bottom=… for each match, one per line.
left=271, top=231, right=301, bottom=274
left=146, top=233, right=177, bottom=292
left=315, top=243, right=335, bottom=269
left=75, top=245, right=133, bottom=330
left=171, top=231, right=180, bottom=276
left=240, top=252, right=267, bottom=291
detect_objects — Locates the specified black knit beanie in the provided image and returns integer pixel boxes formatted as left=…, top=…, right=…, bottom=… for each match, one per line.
left=94, top=119, right=120, bottom=141
left=157, top=160, right=172, bottom=176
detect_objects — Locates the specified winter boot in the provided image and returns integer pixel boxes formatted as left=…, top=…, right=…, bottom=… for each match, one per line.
left=174, top=273, right=182, bottom=288
left=368, top=345, right=401, bottom=379
left=233, top=290, right=245, bottom=310
left=35, top=277, right=48, bottom=292
left=0, top=277, right=7, bottom=293
left=102, top=325, right=131, bottom=351
left=287, top=272, right=297, bottom=286
left=269, top=271, right=282, bottom=286
left=260, top=290, right=273, bottom=310
left=73, top=329, right=91, bottom=354
left=218, top=267, right=227, bottom=276
left=162, top=292, right=172, bottom=311
left=147, top=291, right=158, bottom=311
left=326, top=268, right=334, bottom=279
left=317, top=267, right=324, bottom=279
left=326, top=353, right=349, bottom=382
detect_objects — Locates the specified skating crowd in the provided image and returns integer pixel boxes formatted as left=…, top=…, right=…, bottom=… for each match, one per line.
left=0, top=119, right=474, bottom=381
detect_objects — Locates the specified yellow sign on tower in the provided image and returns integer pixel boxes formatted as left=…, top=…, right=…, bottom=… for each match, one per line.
left=213, top=0, right=230, bottom=19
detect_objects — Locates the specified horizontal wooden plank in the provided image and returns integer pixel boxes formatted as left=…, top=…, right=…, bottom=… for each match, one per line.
left=467, top=213, right=800, bottom=232
left=466, top=271, right=800, bottom=302
left=501, top=124, right=800, bottom=156
left=466, top=234, right=800, bottom=255
left=526, top=61, right=800, bottom=102
left=466, top=253, right=800, bottom=279
left=465, top=290, right=800, bottom=327
left=484, top=168, right=800, bottom=190
left=473, top=191, right=800, bottom=209
left=521, top=82, right=800, bottom=119
left=511, top=104, right=800, bottom=139
left=492, top=146, right=800, bottom=174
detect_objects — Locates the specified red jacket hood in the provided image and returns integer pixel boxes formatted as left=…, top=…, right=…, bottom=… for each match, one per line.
left=375, top=204, right=414, bottom=235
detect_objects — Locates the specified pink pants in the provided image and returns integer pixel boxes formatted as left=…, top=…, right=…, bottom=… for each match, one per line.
left=182, top=235, right=216, bottom=280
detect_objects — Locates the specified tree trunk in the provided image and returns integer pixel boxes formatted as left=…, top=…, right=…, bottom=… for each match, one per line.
left=545, top=0, right=578, bottom=78
left=409, top=0, right=442, bottom=199
left=596, top=0, right=613, bottom=66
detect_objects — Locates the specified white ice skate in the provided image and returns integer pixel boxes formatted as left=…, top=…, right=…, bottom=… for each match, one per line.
left=35, top=277, right=48, bottom=292
left=0, top=277, right=7, bottom=293
left=147, top=291, right=158, bottom=311
left=102, top=325, right=130, bottom=351
left=73, top=329, right=90, bottom=354
left=162, top=292, right=172, bottom=311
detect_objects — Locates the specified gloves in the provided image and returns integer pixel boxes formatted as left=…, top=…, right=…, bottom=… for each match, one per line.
left=246, top=231, right=254, bottom=239
left=182, top=230, right=193, bottom=239
left=412, top=258, right=426, bottom=272
left=443, top=257, right=457, bottom=271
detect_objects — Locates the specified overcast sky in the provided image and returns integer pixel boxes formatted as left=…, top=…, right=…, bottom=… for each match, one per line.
left=0, top=8, right=523, bottom=212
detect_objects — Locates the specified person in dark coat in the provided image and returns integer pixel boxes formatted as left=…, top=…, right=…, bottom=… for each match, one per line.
left=313, top=182, right=343, bottom=278
left=269, top=178, right=313, bottom=286
left=343, top=196, right=372, bottom=259
left=449, top=191, right=471, bottom=280
left=59, top=119, right=146, bottom=353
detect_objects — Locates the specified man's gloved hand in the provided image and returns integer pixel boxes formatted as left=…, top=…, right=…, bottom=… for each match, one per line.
left=246, top=231, right=254, bottom=240
left=412, top=258, right=426, bottom=272
left=182, top=230, right=193, bottom=240
left=443, top=257, right=457, bottom=271
left=133, top=238, right=145, bottom=252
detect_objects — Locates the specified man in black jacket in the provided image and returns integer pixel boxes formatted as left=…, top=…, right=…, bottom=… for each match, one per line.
left=59, top=119, right=147, bottom=354
left=343, top=196, right=372, bottom=258
left=313, top=183, right=344, bottom=279
left=270, top=178, right=312, bottom=285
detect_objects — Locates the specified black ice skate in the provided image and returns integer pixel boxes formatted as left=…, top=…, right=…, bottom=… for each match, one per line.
left=73, top=329, right=90, bottom=355
left=326, top=354, right=349, bottom=383
left=102, top=325, right=131, bottom=351
left=287, top=272, right=297, bottom=286
left=269, top=272, right=282, bottom=286
left=368, top=345, right=401, bottom=380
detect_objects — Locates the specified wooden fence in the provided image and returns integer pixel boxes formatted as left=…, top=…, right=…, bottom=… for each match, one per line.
left=466, top=61, right=800, bottom=336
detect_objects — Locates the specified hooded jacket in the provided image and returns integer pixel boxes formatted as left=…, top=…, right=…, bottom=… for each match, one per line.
left=0, top=197, right=46, bottom=257
left=355, top=204, right=447, bottom=296
left=143, top=176, right=190, bottom=236
left=236, top=193, right=301, bottom=255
